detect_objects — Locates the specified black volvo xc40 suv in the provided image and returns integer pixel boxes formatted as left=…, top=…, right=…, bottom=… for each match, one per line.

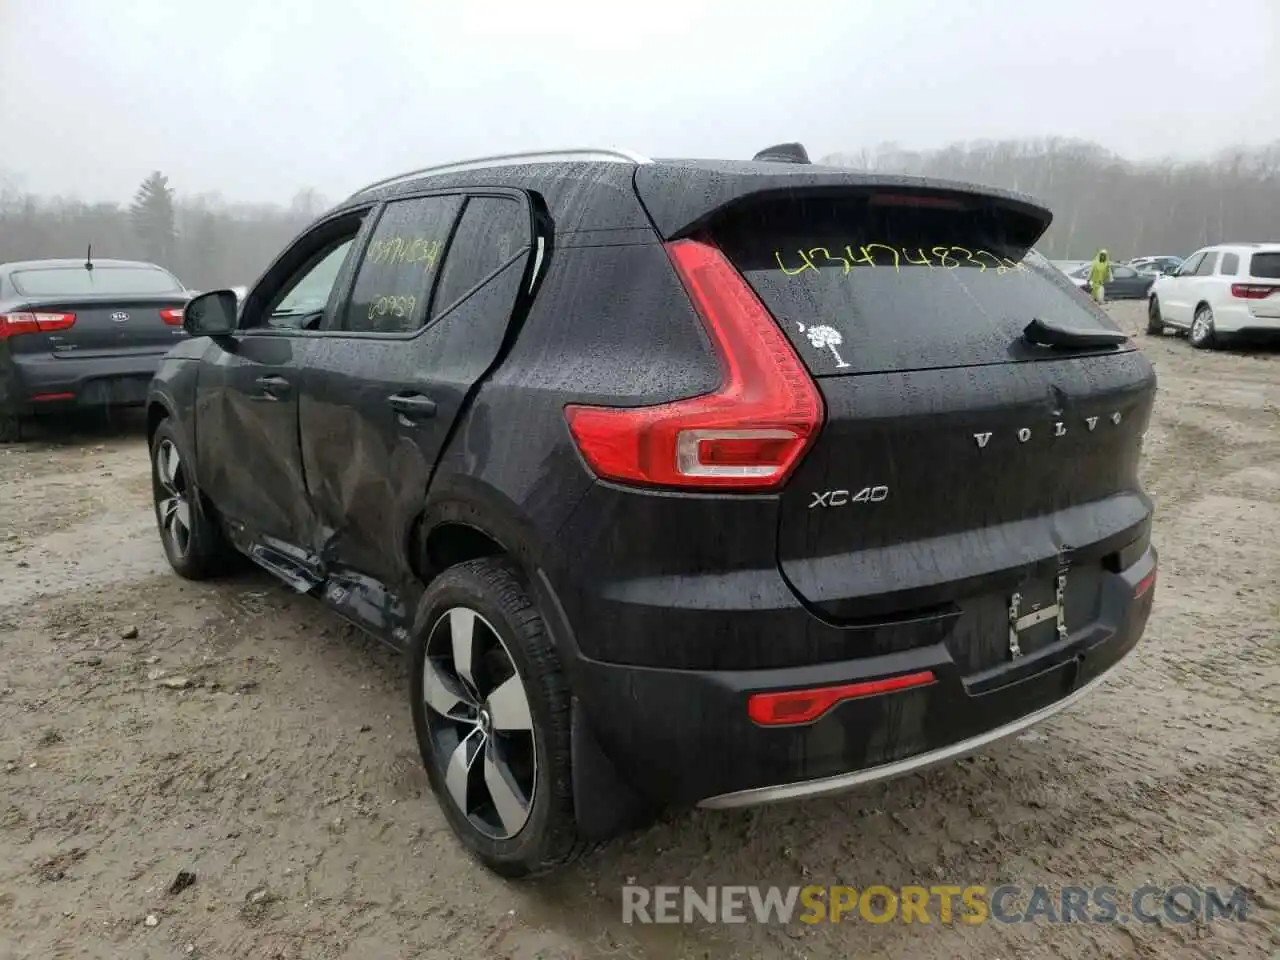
left=147, top=145, right=1158, bottom=877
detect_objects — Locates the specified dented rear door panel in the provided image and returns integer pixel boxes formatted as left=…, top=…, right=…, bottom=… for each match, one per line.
left=298, top=192, right=536, bottom=617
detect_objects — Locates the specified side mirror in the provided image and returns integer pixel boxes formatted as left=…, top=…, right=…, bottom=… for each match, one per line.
left=184, top=290, right=238, bottom=337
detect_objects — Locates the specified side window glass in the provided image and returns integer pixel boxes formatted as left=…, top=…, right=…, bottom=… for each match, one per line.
left=1218, top=252, right=1239, bottom=276
left=246, top=211, right=367, bottom=331
left=1113, top=266, right=1135, bottom=278
left=343, top=195, right=462, bottom=333
left=1194, top=253, right=1218, bottom=276
left=1179, top=253, right=1204, bottom=276
left=431, top=197, right=531, bottom=319
left=265, top=239, right=356, bottom=329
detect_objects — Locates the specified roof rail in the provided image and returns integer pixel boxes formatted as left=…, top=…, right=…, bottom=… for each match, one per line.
left=348, top=148, right=653, bottom=199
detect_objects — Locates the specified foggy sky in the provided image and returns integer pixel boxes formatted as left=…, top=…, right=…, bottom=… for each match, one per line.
left=2, top=0, right=1277, bottom=204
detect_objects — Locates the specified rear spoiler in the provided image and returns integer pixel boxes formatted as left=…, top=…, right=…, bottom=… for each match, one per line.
left=752, top=142, right=811, bottom=164
left=633, top=161, right=1053, bottom=244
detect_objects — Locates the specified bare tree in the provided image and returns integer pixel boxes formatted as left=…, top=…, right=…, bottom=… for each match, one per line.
left=820, top=137, right=1280, bottom=259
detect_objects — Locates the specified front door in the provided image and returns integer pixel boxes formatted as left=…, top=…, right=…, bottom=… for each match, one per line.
left=297, top=191, right=537, bottom=627
left=197, top=210, right=370, bottom=556
left=1161, top=250, right=1206, bottom=326
left=1185, top=250, right=1220, bottom=320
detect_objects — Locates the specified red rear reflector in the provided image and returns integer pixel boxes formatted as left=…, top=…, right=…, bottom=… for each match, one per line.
left=0, top=311, right=75, bottom=338
left=1134, top=569, right=1156, bottom=599
left=31, top=392, right=76, bottom=402
left=563, top=239, right=824, bottom=491
left=748, top=670, right=937, bottom=727
left=159, top=307, right=185, bottom=325
left=1230, top=284, right=1277, bottom=299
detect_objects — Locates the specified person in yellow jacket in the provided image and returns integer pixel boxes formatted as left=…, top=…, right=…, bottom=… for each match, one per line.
left=1088, top=249, right=1112, bottom=304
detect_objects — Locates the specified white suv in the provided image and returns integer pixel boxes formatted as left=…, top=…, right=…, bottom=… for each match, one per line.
left=1148, top=243, right=1280, bottom=348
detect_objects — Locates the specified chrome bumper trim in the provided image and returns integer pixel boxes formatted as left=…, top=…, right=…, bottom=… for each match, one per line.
left=696, top=664, right=1120, bottom=810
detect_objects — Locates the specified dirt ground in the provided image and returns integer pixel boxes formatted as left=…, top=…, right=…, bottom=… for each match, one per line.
left=1, top=301, right=1277, bottom=960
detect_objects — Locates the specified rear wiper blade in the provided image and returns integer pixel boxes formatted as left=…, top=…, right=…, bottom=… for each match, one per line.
left=1022, top=316, right=1129, bottom=350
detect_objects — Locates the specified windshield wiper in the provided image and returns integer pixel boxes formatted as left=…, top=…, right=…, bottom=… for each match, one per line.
left=1022, top=316, right=1129, bottom=350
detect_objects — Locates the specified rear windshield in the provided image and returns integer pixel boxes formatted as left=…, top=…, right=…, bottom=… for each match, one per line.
left=713, top=195, right=1119, bottom=376
left=1249, top=252, right=1280, bottom=279
left=11, top=266, right=184, bottom=297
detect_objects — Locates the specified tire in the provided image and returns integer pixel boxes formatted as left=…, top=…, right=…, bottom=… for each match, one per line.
left=0, top=414, right=21, bottom=444
left=1189, top=304, right=1218, bottom=350
left=409, top=557, right=586, bottom=878
left=150, top=418, right=239, bottom=579
left=1146, top=298, right=1165, bottom=335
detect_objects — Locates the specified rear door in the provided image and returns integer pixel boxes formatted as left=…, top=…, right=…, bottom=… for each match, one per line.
left=6, top=264, right=189, bottom=357
left=298, top=190, right=536, bottom=616
left=708, top=190, right=1155, bottom=666
left=1243, top=250, right=1280, bottom=319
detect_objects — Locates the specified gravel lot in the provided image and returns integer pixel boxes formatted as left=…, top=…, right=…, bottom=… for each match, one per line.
left=1, top=301, right=1277, bottom=959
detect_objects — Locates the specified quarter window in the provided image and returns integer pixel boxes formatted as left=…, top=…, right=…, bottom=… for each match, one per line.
left=1218, top=252, right=1240, bottom=276
left=431, top=197, right=530, bottom=319
left=343, top=195, right=463, bottom=334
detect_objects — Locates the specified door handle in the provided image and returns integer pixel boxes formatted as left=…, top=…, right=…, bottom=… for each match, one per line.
left=387, top=392, right=437, bottom=420
left=254, top=375, right=291, bottom=400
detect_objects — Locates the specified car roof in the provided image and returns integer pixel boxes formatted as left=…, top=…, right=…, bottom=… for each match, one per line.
left=1203, top=242, right=1280, bottom=250
left=339, top=151, right=652, bottom=233
left=338, top=146, right=1051, bottom=238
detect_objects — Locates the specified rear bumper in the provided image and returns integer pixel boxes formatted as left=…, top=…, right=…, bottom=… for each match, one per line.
left=1, top=351, right=164, bottom=415
left=701, top=661, right=1114, bottom=808
left=1214, top=303, right=1280, bottom=334
left=567, top=546, right=1156, bottom=809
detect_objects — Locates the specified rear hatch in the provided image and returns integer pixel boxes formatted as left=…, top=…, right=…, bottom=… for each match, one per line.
left=646, top=175, right=1157, bottom=673
left=7, top=264, right=189, bottom=358
left=1244, top=251, right=1280, bottom=319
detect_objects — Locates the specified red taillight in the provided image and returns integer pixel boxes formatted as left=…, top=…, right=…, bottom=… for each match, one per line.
left=159, top=307, right=185, bottom=326
left=747, top=670, right=937, bottom=727
left=0, top=311, right=76, bottom=339
left=1230, top=284, right=1277, bottom=300
left=563, top=239, right=824, bottom=490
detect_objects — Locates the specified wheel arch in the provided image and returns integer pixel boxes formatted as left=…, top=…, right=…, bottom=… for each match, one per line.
left=145, top=389, right=215, bottom=521
left=408, top=482, right=548, bottom=590
left=146, top=398, right=173, bottom=448
left=407, top=478, right=654, bottom=841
